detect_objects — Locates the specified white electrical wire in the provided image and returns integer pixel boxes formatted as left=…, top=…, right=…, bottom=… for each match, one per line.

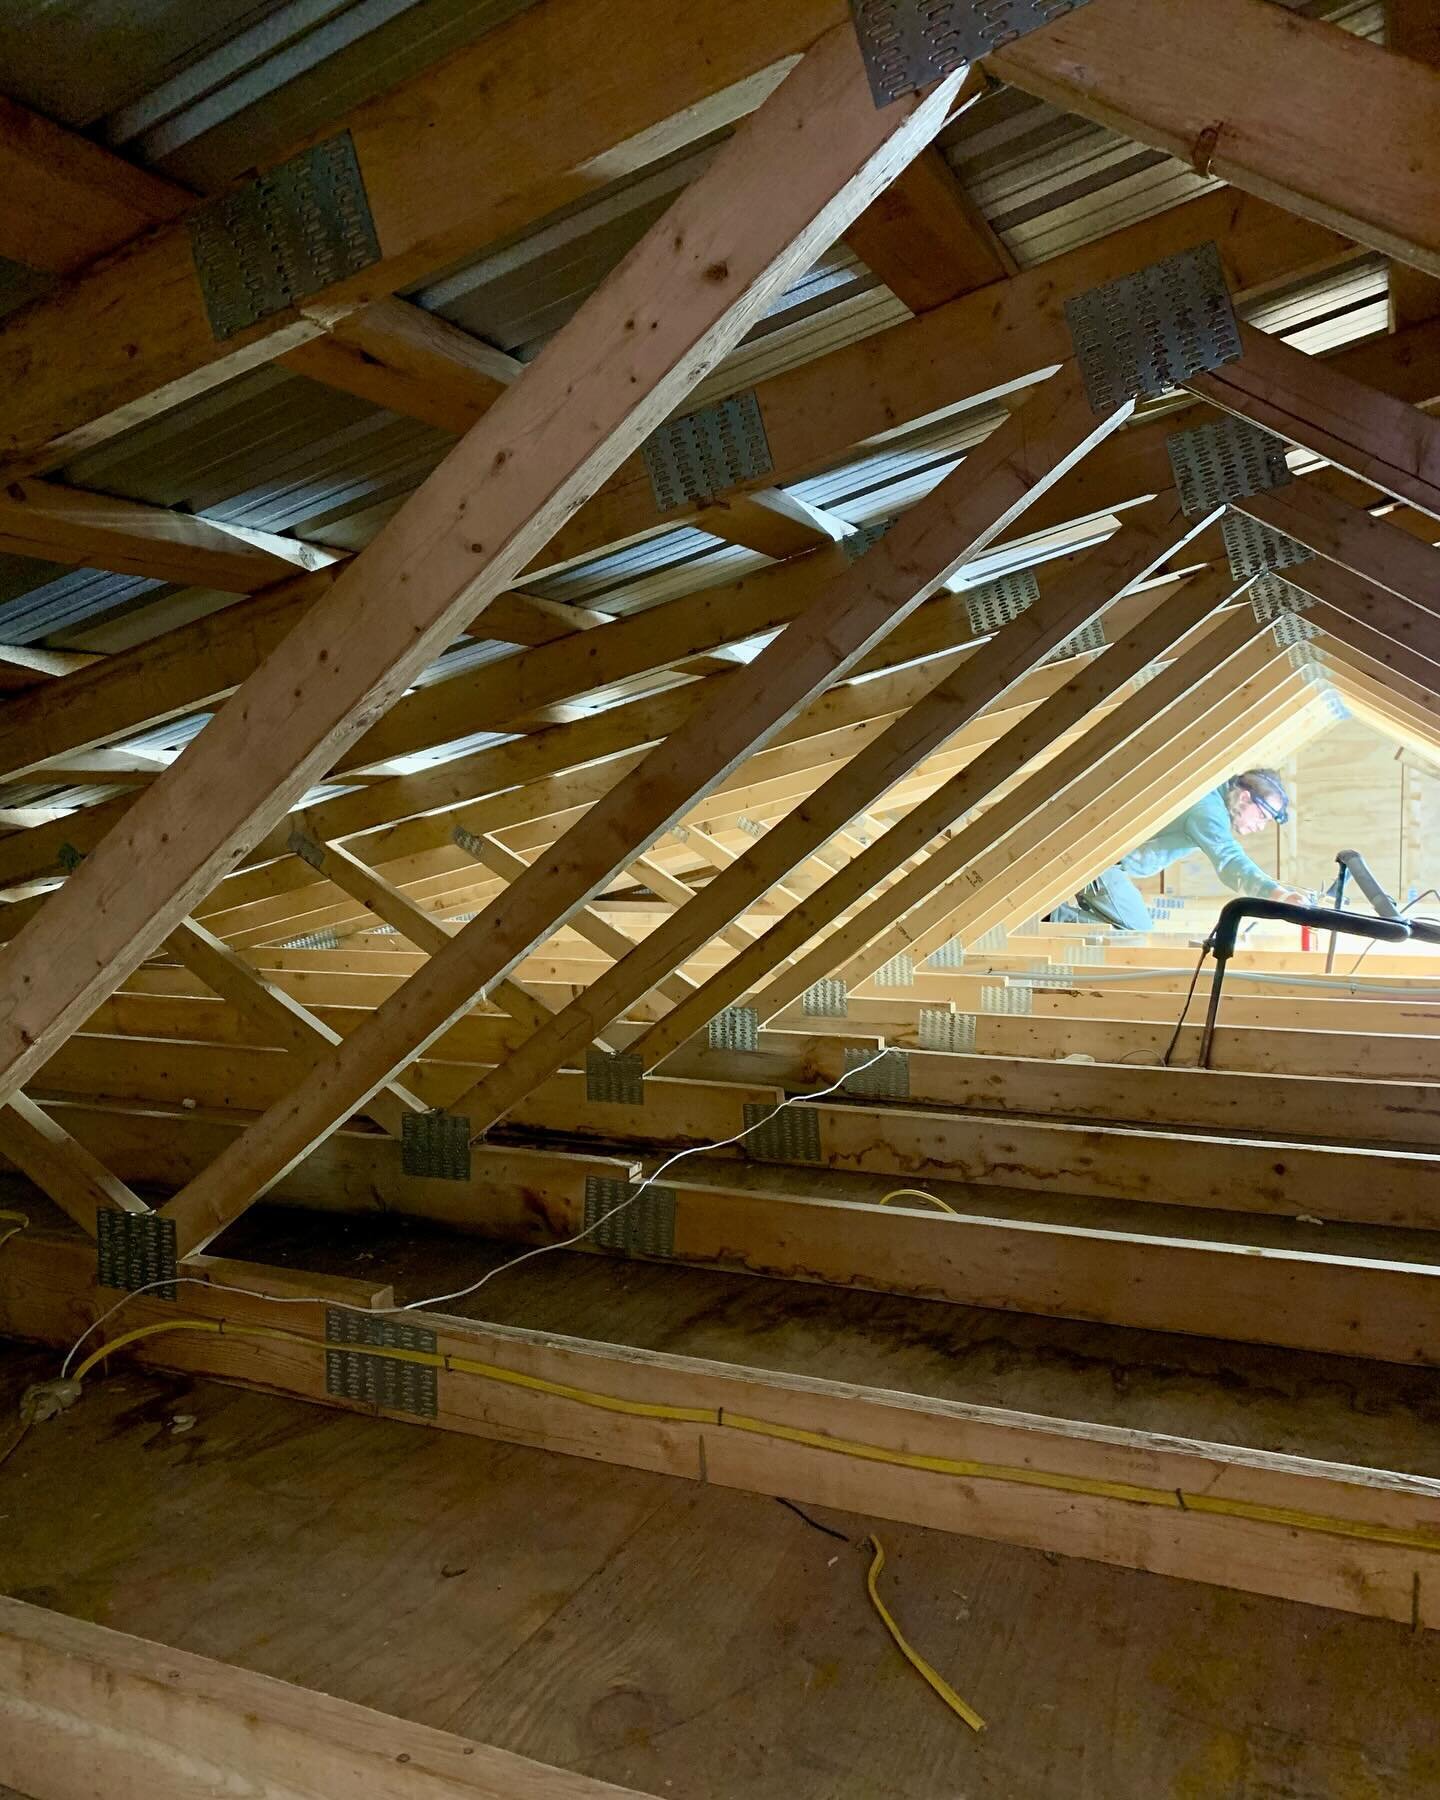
left=60, top=1047, right=895, bottom=1378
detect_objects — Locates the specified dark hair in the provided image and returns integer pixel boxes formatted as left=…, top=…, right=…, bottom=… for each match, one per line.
left=1228, top=768, right=1290, bottom=822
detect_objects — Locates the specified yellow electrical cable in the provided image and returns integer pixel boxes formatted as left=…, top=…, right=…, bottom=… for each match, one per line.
left=866, top=1535, right=985, bottom=1733
left=68, top=1318, right=1440, bottom=1557
left=878, top=1188, right=959, bottom=1216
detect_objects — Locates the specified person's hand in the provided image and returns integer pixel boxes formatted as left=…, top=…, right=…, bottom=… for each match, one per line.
left=1275, top=888, right=1313, bottom=907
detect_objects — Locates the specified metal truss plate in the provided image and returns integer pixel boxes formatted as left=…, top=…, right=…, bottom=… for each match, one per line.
left=583, top=1176, right=676, bottom=1257
left=279, top=927, right=340, bottom=951
left=1072, top=938, right=1106, bottom=965
left=926, top=936, right=965, bottom=969
left=1166, top=416, right=1292, bottom=518
left=1221, top=512, right=1314, bottom=581
left=919, top=1008, right=977, bottom=1052
left=96, top=1211, right=176, bottom=1300
left=56, top=842, right=85, bottom=874
left=401, top=1110, right=471, bottom=1181
left=964, top=569, right=1040, bottom=638
left=586, top=1048, right=645, bottom=1106
left=1042, top=617, right=1107, bottom=664
left=190, top=132, right=381, bottom=342
left=873, top=953, right=915, bottom=989
left=1249, top=571, right=1316, bottom=623
left=642, top=390, right=773, bottom=511
left=1020, top=968, right=1073, bottom=990
left=735, top=815, right=765, bottom=839
left=842, top=1046, right=910, bottom=1100
left=1270, top=611, right=1318, bottom=650
left=849, top=0, right=1096, bottom=106
left=324, top=1309, right=437, bottom=1419
left=980, top=982, right=1032, bottom=1014
left=708, top=1006, right=759, bottom=1052
left=1291, top=642, right=1328, bottom=676
left=743, top=1101, right=822, bottom=1164
left=452, top=825, right=485, bottom=859
left=1064, top=241, right=1241, bottom=413
left=287, top=829, right=326, bottom=871
left=1319, top=686, right=1350, bottom=723
left=802, top=978, right=849, bottom=1017
left=842, top=517, right=898, bottom=562
left=972, top=922, right=1008, bottom=952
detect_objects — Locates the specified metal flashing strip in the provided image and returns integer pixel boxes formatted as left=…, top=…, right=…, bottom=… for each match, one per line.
left=277, top=926, right=340, bottom=951
left=848, top=0, right=1096, bottom=106
left=642, top=390, right=774, bottom=511
left=802, top=978, right=849, bottom=1017
left=919, top=1008, right=977, bottom=1052
left=96, top=1211, right=176, bottom=1301
left=708, top=1006, right=760, bottom=1052
left=926, top=936, right=966, bottom=969
left=980, top=983, right=1032, bottom=1014
left=586, top=1048, right=646, bottom=1106
left=189, top=131, right=381, bottom=341
left=743, top=1101, right=823, bottom=1164
left=1064, top=242, right=1241, bottom=413
left=873, top=952, right=915, bottom=989
left=1166, top=416, right=1292, bottom=518
left=324, top=1309, right=437, bottom=1419
left=1221, top=512, right=1314, bottom=582
left=287, top=829, right=327, bottom=872
left=842, top=1045, right=910, bottom=1100
left=401, top=1110, right=471, bottom=1182
left=964, top=569, right=1041, bottom=638
left=583, top=1176, right=676, bottom=1258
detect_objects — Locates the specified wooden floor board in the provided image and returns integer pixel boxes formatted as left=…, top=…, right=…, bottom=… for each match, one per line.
left=4, top=1340, right=1440, bottom=1799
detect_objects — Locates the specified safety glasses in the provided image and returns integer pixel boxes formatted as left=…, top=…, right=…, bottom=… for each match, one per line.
left=1246, top=785, right=1289, bottom=826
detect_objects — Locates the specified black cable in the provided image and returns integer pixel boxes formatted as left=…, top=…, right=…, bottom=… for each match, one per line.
left=1346, top=889, right=1440, bottom=976
left=775, top=1496, right=850, bottom=1542
left=1160, top=944, right=1211, bottom=1068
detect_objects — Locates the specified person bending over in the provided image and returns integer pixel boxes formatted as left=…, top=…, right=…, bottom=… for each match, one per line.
left=1051, top=769, right=1308, bottom=932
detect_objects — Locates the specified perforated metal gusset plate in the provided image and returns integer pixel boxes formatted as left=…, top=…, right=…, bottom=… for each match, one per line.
left=1291, top=641, right=1328, bottom=675
left=324, top=1309, right=437, bottom=1418
left=585, top=1048, right=645, bottom=1105
left=972, top=923, right=1008, bottom=952
left=583, top=1176, right=676, bottom=1257
left=96, top=1211, right=176, bottom=1300
left=1221, top=512, right=1314, bottom=581
left=452, top=825, right=485, bottom=859
left=802, top=979, right=849, bottom=1017
left=873, top=953, right=915, bottom=989
left=642, top=390, right=774, bottom=511
left=1073, top=939, right=1106, bottom=965
left=287, top=829, right=326, bottom=871
left=919, top=1008, right=977, bottom=1052
left=401, top=1110, right=472, bottom=1181
left=190, top=132, right=381, bottom=341
left=848, top=0, right=1096, bottom=105
left=1319, top=687, right=1349, bottom=722
left=1021, top=968, right=1074, bottom=990
left=1270, top=612, right=1318, bottom=649
left=735, top=816, right=765, bottom=839
left=1042, top=617, right=1107, bottom=664
left=743, top=1102, right=822, bottom=1163
left=1249, top=571, right=1316, bottom=623
left=980, top=983, right=1032, bottom=1014
left=842, top=517, right=899, bottom=562
left=1166, top=416, right=1292, bottom=518
left=1064, top=242, right=1241, bottom=413
left=926, top=936, right=965, bottom=969
left=278, top=926, right=340, bottom=950
left=842, top=1046, right=910, bottom=1100
left=707, top=1006, right=760, bottom=1052
left=964, top=569, right=1041, bottom=637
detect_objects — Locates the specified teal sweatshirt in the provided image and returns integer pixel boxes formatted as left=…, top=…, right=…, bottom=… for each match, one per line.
left=1116, top=787, right=1281, bottom=900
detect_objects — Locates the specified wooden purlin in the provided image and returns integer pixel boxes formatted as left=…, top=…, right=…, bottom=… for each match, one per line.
left=0, top=27, right=968, bottom=1106
left=445, top=496, right=1209, bottom=1129
left=990, top=0, right=1440, bottom=274
left=154, top=365, right=1130, bottom=1257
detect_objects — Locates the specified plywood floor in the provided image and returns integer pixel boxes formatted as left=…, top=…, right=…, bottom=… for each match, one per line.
left=6, top=1217, right=1440, bottom=1796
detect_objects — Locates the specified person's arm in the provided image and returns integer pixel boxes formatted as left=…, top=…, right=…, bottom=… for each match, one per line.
left=1184, top=798, right=1288, bottom=900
